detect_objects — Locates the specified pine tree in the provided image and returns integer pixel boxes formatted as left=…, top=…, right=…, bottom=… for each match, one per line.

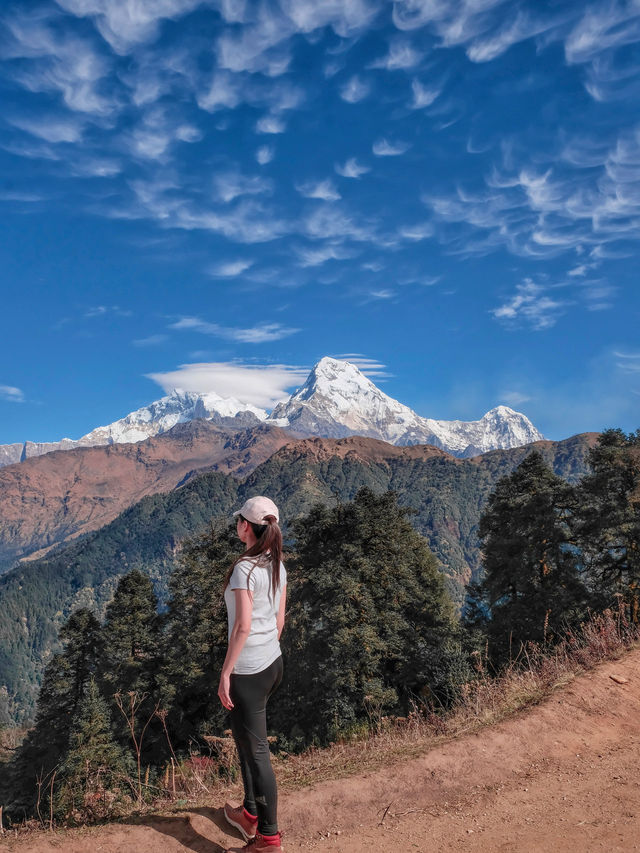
left=159, top=522, right=237, bottom=747
left=100, top=570, right=163, bottom=763
left=276, top=488, right=468, bottom=747
left=6, top=609, right=101, bottom=816
left=101, top=569, right=161, bottom=700
left=475, top=452, right=588, bottom=664
left=575, top=429, right=640, bottom=614
left=55, top=679, right=132, bottom=822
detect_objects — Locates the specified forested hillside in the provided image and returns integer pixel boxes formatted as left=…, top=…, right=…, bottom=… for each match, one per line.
left=0, top=433, right=596, bottom=723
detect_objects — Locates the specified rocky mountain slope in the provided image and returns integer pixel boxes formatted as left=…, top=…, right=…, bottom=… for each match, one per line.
left=0, top=358, right=543, bottom=467
left=0, top=421, right=291, bottom=570
left=0, top=431, right=596, bottom=723
left=269, top=357, right=543, bottom=455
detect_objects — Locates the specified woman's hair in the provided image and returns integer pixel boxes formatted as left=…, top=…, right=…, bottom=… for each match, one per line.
left=225, top=513, right=282, bottom=594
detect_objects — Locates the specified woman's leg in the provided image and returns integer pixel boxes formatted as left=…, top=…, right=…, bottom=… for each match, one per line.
left=228, top=656, right=283, bottom=836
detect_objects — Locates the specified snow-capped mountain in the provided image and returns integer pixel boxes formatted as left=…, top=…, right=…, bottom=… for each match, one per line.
left=267, top=357, right=543, bottom=456
left=0, top=358, right=544, bottom=467
left=1, top=390, right=267, bottom=466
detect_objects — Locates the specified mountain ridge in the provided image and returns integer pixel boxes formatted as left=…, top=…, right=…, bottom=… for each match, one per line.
left=0, top=357, right=543, bottom=467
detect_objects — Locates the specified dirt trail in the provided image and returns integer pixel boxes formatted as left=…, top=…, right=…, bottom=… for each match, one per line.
left=4, top=649, right=640, bottom=853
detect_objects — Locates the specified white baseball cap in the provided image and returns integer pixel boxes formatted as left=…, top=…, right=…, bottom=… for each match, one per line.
left=233, top=496, right=280, bottom=525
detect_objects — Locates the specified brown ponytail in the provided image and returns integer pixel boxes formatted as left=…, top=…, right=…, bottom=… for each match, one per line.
left=224, top=514, right=283, bottom=594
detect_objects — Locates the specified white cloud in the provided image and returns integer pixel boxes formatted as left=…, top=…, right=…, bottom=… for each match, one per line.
left=214, top=171, right=272, bottom=203
left=492, top=280, right=567, bottom=330
left=0, top=384, right=25, bottom=403
left=425, top=125, right=640, bottom=259
left=409, top=78, right=441, bottom=108
left=304, top=204, right=376, bottom=242
left=207, top=259, right=254, bottom=277
left=4, top=10, right=116, bottom=117
left=372, top=138, right=410, bottom=156
left=398, top=221, right=434, bottom=241
left=335, top=354, right=390, bottom=377
left=8, top=114, right=84, bottom=144
left=500, top=390, right=532, bottom=406
left=133, top=334, right=168, bottom=347
left=125, top=107, right=201, bottom=161
left=256, top=145, right=274, bottom=165
left=335, top=157, right=370, bottom=178
left=255, top=114, right=286, bottom=133
left=170, top=317, right=299, bottom=343
left=54, top=0, right=206, bottom=54
left=564, top=3, right=640, bottom=66
left=147, top=361, right=310, bottom=409
left=296, top=179, right=341, bottom=201
left=369, top=37, right=423, bottom=70
left=295, top=243, right=354, bottom=266
left=340, top=74, right=370, bottom=102
left=196, top=71, right=243, bottom=111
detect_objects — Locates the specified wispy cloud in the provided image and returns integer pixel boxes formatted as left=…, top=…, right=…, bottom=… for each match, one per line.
left=614, top=350, right=640, bottom=373
left=255, top=114, right=286, bottom=134
left=214, top=171, right=272, bottom=203
left=55, top=0, right=208, bottom=54
left=132, top=334, right=168, bottom=347
left=372, top=138, right=410, bottom=156
left=4, top=9, right=116, bottom=117
left=492, top=279, right=567, bottom=330
left=295, top=243, right=354, bottom=267
left=398, top=221, right=434, bottom=241
left=409, top=78, right=442, bottom=108
left=335, top=354, right=390, bottom=377
left=147, top=361, right=309, bottom=409
left=207, top=259, right=254, bottom=277
left=170, top=316, right=299, bottom=343
left=339, top=74, right=370, bottom=102
left=8, top=114, right=84, bottom=143
left=296, top=179, right=341, bottom=201
left=0, top=384, right=25, bottom=403
left=500, top=390, right=532, bottom=406
left=335, top=157, right=370, bottom=178
left=369, top=37, right=423, bottom=70
left=256, top=144, right=274, bottom=165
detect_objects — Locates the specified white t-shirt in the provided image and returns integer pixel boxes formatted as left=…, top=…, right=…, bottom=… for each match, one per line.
left=224, top=556, right=287, bottom=675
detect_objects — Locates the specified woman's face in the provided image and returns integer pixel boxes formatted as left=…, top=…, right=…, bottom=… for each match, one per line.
left=236, top=516, right=251, bottom=545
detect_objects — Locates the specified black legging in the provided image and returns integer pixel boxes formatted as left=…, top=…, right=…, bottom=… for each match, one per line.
left=229, top=656, right=283, bottom=836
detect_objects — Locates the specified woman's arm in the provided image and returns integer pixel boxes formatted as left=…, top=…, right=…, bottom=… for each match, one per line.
left=218, top=588, right=253, bottom=710
left=277, top=584, right=287, bottom=640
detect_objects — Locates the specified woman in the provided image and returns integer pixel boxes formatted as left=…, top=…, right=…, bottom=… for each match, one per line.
left=219, top=495, right=287, bottom=852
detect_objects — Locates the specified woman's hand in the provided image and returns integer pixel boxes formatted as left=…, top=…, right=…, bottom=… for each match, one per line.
left=218, top=671, right=234, bottom=710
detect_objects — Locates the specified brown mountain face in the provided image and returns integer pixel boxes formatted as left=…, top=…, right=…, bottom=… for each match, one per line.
left=0, top=420, right=292, bottom=568
left=263, top=434, right=454, bottom=466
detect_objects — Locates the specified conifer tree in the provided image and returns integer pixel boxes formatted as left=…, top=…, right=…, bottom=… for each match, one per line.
left=276, top=488, right=468, bottom=747
left=160, top=522, right=237, bottom=747
left=475, top=452, right=588, bottom=663
left=6, top=609, right=101, bottom=815
left=575, top=429, right=640, bottom=614
left=101, top=569, right=161, bottom=700
left=100, top=570, right=163, bottom=762
left=55, top=679, right=131, bottom=821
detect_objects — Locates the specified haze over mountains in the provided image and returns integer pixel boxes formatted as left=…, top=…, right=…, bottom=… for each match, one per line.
left=0, top=357, right=543, bottom=467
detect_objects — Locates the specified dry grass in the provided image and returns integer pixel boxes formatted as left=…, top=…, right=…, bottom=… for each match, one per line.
left=4, top=604, right=640, bottom=836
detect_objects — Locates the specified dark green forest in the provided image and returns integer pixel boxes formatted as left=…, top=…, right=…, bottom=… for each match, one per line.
left=1, top=429, right=638, bottom=825
left=0, top=432, right=593, bottom=722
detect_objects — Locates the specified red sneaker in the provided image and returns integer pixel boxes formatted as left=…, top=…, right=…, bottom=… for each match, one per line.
left=242, top=832, right=284, bottom=851
left=223, top=803, right=258, bottom=841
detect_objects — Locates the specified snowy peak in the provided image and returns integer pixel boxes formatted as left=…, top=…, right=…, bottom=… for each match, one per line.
left=268, top=358, right=544, bottom=457
left=0, top=357, right=545, bottom=467
left=0, top=389, right=268, bottom=467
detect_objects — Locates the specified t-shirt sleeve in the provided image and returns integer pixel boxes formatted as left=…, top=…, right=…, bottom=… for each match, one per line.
left=280, top=562, right=287, bottom=588
left=229, top=560, right=257, bottom=592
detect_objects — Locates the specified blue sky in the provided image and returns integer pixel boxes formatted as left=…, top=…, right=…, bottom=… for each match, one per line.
left=1, top=0, right=639, bottom=444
